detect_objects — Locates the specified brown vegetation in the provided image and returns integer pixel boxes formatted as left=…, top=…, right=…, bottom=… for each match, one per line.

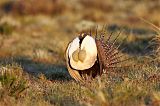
left=0, top=0, right=159, bottom=106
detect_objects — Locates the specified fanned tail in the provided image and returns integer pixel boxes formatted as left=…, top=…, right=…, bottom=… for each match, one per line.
left=95, top=28, right=130, bottom=74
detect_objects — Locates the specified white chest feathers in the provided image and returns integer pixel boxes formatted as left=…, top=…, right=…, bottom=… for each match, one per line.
left=66, top=35, right=97, bottom=70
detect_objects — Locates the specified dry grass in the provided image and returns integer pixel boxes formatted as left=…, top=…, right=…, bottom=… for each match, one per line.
left=0, top=0, right=159, bottom=106
left=0, top=0, right=66, bottom=15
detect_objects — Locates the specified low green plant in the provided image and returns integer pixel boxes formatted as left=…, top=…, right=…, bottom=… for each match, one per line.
left=0, top=64, right=28, bottom=98
left=0, top=22, right=14, bottom=35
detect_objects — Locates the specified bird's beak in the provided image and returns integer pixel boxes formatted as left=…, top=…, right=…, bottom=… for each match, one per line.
left=72, top=49, right=86, bottom=62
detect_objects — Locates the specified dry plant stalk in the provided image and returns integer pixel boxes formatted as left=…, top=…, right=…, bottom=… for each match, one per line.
left=141, top=18, right=160, bottom=59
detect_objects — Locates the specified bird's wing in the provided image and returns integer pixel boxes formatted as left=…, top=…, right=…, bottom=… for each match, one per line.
left=65, top=43, right=83, bottom=82
left=66, top=62, right=83, bottom=82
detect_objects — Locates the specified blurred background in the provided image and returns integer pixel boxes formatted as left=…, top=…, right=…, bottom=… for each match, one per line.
left=0, top=0, right=159, bottom=66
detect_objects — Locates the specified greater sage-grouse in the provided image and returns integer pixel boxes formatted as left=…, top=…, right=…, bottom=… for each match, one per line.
left=65, top=30, right=128, bottom=82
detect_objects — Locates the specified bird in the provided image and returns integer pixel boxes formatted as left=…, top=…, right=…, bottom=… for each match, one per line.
left=65, top=29, right=128, bottom=82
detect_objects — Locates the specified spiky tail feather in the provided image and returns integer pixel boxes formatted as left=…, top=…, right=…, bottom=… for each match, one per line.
left=95, top=29, right=130, bottom=75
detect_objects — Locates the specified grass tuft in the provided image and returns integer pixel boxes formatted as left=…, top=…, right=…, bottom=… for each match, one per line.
left=0, top=64, right=28, bottom=98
